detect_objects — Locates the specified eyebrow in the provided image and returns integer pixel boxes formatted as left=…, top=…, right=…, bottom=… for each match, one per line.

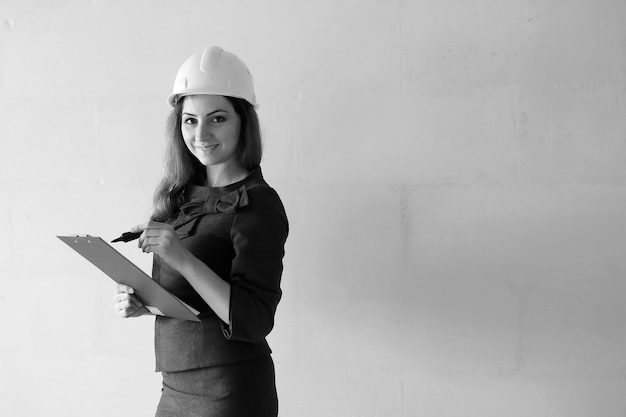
left=182, top=109, right=227, bottom=117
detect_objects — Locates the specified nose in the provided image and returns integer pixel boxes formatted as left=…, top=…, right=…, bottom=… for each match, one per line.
left=196, top=122, right=212, bottom=141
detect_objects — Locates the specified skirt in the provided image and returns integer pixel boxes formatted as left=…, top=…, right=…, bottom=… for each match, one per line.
left=155, top=355, right=278, bottom=417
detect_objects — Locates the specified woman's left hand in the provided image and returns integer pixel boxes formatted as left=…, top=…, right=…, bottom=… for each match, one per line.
left=131, top=221, right=191, bottom=272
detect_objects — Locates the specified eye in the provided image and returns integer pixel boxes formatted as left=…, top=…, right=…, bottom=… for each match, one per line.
left=183, top=117, right=197, bottom=125
left=211, top=115, right=226, bottom=124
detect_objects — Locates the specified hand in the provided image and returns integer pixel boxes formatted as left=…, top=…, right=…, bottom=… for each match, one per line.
left=131, top=221, right=191, bottom=272
left=113, top=284, right=148, bottom=318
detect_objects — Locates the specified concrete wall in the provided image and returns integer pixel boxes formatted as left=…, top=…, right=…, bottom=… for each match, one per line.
left=1, top=0, right=625, bottom=415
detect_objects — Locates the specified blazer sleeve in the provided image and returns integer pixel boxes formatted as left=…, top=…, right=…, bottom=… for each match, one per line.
left=220, top=186, right=289, bottom=342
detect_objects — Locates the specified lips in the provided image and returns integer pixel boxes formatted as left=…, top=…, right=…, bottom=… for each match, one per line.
left=194, top=142, right=218, bottom=151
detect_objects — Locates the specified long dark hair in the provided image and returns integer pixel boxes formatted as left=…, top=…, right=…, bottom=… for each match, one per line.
left=151, top=96, right=262, bottom=221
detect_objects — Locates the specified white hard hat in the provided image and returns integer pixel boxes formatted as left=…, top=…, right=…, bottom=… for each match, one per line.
left=168, top=46, right=257, bottom=108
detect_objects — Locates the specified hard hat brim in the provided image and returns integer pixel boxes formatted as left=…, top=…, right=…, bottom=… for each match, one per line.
left=167, top=92, right=259, bottom=109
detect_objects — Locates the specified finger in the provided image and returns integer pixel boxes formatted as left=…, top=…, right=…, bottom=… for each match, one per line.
left=118, top=296, right=143, bottom=310
left=141, top=237, right=164, bottom=253
left=143, top=221, right=170, bottom=232
left=113, top=293, right=143, bottom=309
left=150, top=220, right=169, bottom=228
left=146, top=223, right=177, bottom=240
left=116, top=299, right=136, bottom=312
left=129, top=222, right=149, bottom=234
left=137, top=226, right=163, bottom=247
left=141, top=233, right=160, bottom=250
left=143, top=229, right=165, bottom=238
left=113, top=293, right=124, bottom=303
left=113, top=293, right=132, bottom=305
left=138, top=229, right=155, bottom=249
left=119, top=284, right=134, bottom=294
left=115, top=284, right=135, bottom=294
left=118, top=306, right=136, bottom=318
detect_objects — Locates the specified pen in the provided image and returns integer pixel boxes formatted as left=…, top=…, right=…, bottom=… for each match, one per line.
left=111, top=231, right=142, bottom=243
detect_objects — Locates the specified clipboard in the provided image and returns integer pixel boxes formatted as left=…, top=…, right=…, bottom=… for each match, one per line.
left=57, top=235, right=201, bottom=322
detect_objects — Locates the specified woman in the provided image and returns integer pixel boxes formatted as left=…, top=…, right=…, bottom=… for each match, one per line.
left=112, top=46, right=288, bottom=417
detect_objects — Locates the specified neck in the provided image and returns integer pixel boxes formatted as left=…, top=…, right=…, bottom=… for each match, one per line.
left=205, top=163, right=249, bottom=187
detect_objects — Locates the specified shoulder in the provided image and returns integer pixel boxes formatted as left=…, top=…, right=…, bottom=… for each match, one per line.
left=246, top=182, right=284, bottom=209
left=242, top=182, right=288, bottom=231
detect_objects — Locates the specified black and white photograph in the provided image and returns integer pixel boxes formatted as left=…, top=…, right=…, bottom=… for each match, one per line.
left=0, top=0, right=625, bottom=416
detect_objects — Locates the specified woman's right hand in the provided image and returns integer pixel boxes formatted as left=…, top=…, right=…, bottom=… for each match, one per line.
left=113, top=284, right=149, bottom=318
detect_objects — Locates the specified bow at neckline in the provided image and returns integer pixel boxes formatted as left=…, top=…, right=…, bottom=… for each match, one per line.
left=177, top=184, right=249, bottom=223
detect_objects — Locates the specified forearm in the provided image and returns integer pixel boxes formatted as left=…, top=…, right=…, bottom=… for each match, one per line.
left=178, top=251, right=231, bottom=324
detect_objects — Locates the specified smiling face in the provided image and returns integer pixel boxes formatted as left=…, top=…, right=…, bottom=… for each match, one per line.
left=181, top=95, right=242, bottom=176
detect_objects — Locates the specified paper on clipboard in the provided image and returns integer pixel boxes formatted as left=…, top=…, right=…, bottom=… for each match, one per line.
left=58, top=235, right=201, bottom=322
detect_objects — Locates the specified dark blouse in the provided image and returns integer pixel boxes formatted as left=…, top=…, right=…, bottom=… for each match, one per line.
left=152, top=167, right=288, bottom=372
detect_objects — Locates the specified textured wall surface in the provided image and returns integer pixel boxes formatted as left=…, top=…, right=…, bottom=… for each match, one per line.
left=1, top=0, right=626, bottom=416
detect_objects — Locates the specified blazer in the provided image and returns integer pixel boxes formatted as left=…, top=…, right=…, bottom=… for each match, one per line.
left=152, top=167, right=289, bottom=372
